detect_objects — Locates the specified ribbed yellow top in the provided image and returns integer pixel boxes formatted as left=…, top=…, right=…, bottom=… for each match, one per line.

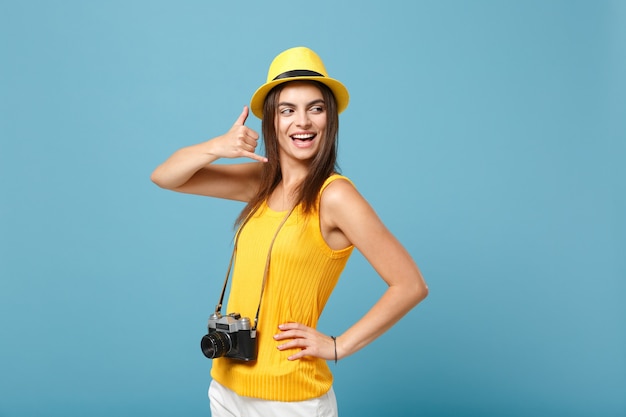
left=210, top=175, right=354, bottom=401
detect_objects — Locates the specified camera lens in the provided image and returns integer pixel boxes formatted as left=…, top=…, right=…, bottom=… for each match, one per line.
left=201, top=331, right=232, bottom=359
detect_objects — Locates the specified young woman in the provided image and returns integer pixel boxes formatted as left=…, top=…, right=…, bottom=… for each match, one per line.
left=151, top=46, right=428, bottom=417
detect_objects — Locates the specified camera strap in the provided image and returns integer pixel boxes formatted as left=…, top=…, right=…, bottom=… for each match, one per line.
left=215, top=205, right=295, bottom=331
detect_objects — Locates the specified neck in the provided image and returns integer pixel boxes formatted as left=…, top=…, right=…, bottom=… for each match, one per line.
left=279, top=158, right=310, bottom=191
left=269, top=160, right=309, bottom=211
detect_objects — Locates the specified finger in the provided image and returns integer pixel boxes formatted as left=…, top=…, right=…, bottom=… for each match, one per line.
left=234, top=105, right=249, bottom=126
left=241, top=129, right=259, bottom=144
left=242, top=151, right=268, bottom=163
left=236, top=132, right=266, bottom=163
left=275, top=339, right=303, bottom=350
left=287, top=350, right=308, bottom=361
left=245, top=128, right=259, bottom=141
left=283, top=344, right=322, bottom=361
left=278, top=322, right=306, bottom=331
left=276, top=338, right=313, bottom=356
left=273, top=330, right=304, bottom=341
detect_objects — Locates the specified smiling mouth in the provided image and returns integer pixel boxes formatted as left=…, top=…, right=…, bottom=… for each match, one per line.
left=291, top=133, right=316, bottom=142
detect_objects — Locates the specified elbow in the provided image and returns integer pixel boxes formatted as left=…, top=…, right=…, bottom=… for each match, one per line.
left=410, top=279, right=429, bottom=307
left=417, top=286, right=429, bottom=305
left=150, top=170, right=171, bottom=189
left=150, top=171, right=163, bottom=187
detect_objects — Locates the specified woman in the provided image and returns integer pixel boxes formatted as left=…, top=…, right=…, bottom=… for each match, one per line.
left=151, top=46, right=428, bottom=417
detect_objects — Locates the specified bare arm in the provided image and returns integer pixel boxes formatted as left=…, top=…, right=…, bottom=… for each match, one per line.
left=150, top=106, right=267, bottom=201
left=275, top=179, right=428, bottom=361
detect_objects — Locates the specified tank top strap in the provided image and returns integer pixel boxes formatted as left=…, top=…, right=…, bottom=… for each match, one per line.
left=320, top=174, right=353, bottom=195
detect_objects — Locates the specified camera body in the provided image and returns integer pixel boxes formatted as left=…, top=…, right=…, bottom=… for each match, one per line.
left=201, top=312, right=257, bottom=361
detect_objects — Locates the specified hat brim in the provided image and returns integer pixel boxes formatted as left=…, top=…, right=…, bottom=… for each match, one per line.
left=250, top=77, right=349, bottom=119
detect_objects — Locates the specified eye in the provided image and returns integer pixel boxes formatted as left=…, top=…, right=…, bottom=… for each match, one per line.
left=279, top=107, right=294, bottom=115
left=310, top=105, right=325, bottom=113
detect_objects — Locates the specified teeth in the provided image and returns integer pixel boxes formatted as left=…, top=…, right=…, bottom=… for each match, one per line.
left=292, top=134, right=314, bottom=140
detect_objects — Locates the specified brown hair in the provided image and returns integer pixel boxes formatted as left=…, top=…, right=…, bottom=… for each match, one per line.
left=236, top=80, right=340, bottom=225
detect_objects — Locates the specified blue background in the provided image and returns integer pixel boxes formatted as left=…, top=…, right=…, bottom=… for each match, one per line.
left=1, top=1, right=624, bottom=416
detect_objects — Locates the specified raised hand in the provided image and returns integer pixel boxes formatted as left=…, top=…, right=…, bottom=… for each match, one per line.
left=214, top=106, right=267, bottom=162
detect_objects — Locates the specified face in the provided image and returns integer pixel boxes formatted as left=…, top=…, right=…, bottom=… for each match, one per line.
left=275, top=82, right=327, bottom=165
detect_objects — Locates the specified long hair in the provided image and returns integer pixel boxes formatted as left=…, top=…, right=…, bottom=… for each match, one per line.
left=235, top=80, right=340, bottom=225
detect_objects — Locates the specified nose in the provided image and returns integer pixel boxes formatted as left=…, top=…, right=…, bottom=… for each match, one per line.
left=295, top=110, right=311, bottom=128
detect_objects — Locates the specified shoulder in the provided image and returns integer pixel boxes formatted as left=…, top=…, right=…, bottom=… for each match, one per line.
left=319, top=175, right=386, bottom=248
left=321, top=175, right=359, bottom=204
left=320, top=175, right=371, bottom=222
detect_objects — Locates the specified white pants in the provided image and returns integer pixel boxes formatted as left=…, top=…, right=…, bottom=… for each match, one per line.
left=208, top=380, right=338, bottom=417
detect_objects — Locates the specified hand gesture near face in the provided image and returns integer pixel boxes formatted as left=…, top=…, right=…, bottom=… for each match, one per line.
left=214, top=106, right=267, bottom=163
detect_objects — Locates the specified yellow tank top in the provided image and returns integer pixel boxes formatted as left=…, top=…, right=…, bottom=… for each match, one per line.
left=210, top=174, right=354, bottom=401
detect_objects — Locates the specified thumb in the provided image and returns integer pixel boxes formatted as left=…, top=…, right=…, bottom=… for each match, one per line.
left=234, top=105, right=249, bottom=126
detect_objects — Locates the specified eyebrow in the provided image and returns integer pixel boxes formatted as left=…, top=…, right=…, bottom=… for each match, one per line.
left=278, top=99, right=325, bottom=107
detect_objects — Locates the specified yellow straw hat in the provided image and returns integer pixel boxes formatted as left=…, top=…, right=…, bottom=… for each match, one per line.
left=250, top=46, right=349, bottom=119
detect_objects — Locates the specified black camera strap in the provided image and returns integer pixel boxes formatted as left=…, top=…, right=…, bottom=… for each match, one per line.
left=214, top=205, right=295, bottom=331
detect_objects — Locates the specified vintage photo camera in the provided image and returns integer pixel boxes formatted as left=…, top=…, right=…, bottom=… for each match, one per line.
left=200, top=312, right=257, bottom=361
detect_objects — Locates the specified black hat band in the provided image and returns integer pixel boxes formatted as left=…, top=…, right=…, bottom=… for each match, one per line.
left=273, top=69, right=324, bottom=81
